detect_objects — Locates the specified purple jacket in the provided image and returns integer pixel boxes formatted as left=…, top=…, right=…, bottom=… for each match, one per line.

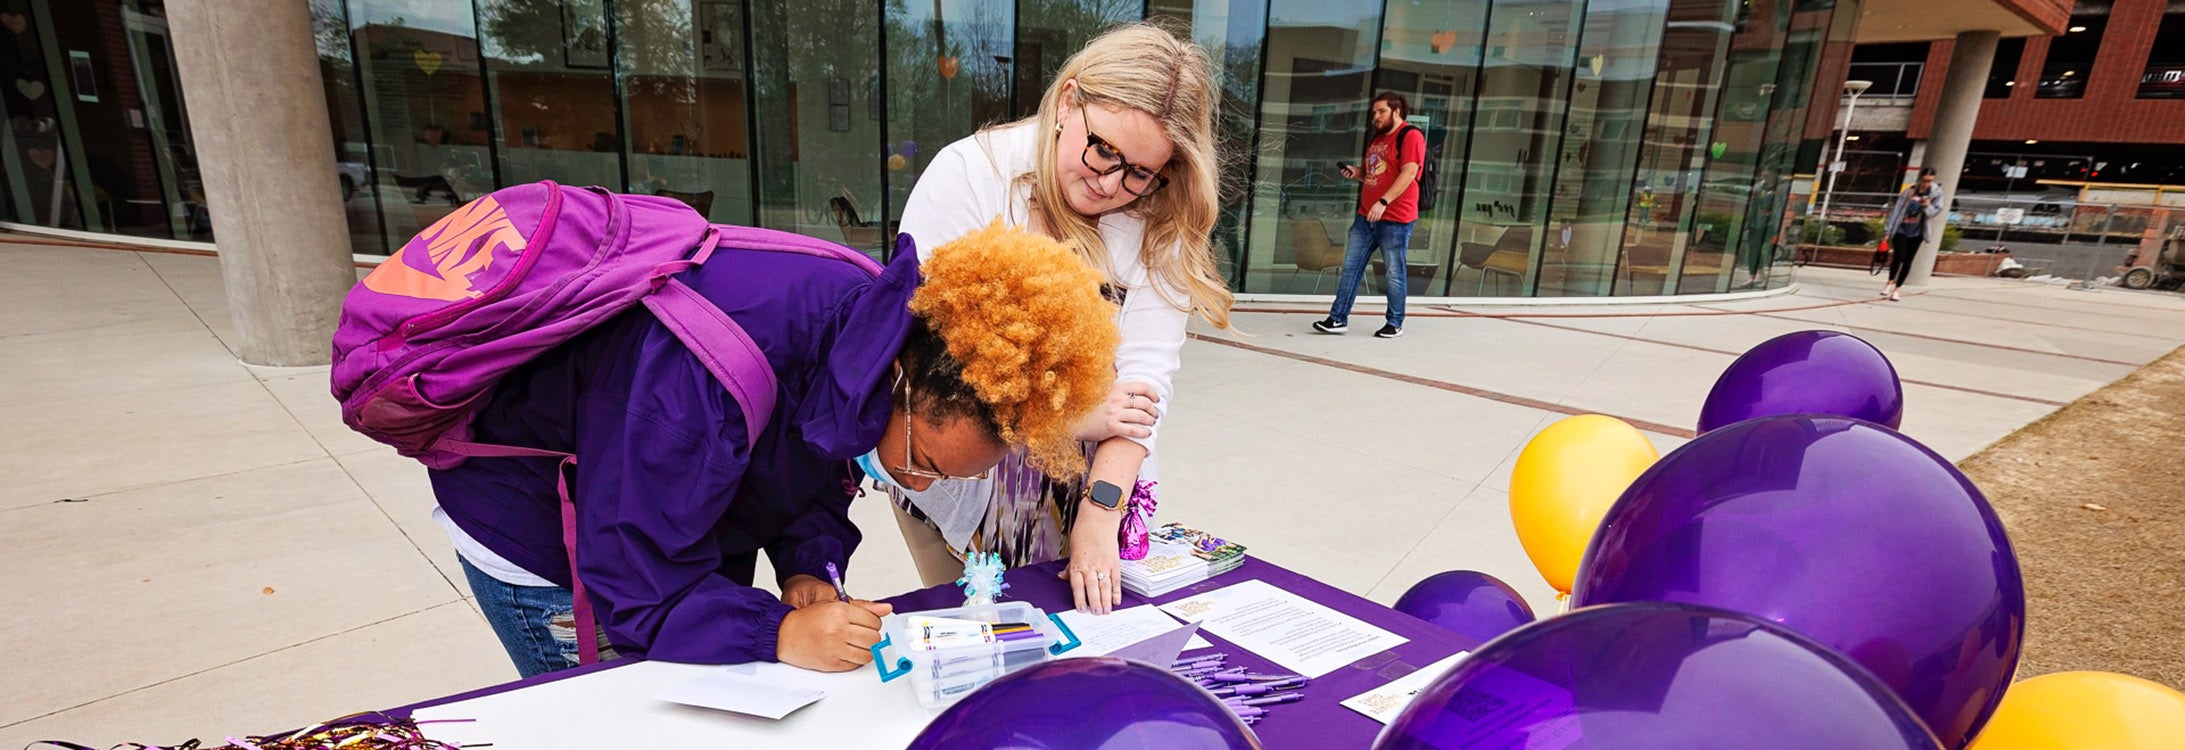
left=429, top=245, right=920, bottom=664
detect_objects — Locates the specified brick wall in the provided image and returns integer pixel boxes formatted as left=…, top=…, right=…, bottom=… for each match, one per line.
left=1908, top=0, right=2185, bottom=144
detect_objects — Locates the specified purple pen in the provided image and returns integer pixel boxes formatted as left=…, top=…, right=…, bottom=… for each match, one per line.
left=1208, top=672, right=1305, bottom=684
left=1174, top=653, right=1226, bottom=665
left=1211, top=682, right=1304, bottom=697
left=1234, top=692, right=1306, bottom=707
left=825, top=562, right=849, bottom=602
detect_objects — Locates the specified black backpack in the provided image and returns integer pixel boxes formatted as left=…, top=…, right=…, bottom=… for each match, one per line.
left=1397, top=124, right=1440, bottom=212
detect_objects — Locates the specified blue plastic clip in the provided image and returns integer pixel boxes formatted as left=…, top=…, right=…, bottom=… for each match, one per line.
left=870, top=634, right=912, bottom=682
left=1047, top=612, right=1082, bottom=656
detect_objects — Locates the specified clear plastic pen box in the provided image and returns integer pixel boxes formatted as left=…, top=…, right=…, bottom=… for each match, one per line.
left=870, top=601, right=1081, bottom=709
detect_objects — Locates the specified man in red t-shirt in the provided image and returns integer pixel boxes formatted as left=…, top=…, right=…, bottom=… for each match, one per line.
left=1314, top=91, right=1426, bottom=339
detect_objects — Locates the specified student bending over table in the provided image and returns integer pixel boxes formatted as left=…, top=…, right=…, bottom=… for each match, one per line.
left=427, top=223, right=1118, bottom=677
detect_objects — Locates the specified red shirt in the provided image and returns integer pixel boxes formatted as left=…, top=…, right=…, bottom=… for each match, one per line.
left=1358, top=126, right=1427, bottom=223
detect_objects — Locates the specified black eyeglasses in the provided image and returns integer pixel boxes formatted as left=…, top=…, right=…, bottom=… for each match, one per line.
left=1079, top=107, right=1170, bottom=198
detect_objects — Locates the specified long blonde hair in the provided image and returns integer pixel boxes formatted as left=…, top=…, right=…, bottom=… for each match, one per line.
left=1013, top=22, right=1233, bottom=330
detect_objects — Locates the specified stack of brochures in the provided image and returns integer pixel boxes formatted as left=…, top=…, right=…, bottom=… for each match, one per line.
left=1121, top=523, right=1246, bottom=597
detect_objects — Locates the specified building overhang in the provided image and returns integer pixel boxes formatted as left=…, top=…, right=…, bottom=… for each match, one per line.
left=1855, top=0, right=2073, bottom=43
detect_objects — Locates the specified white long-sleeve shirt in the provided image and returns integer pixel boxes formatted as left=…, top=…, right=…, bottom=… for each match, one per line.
left=897, top=121, right=1188, bottom=480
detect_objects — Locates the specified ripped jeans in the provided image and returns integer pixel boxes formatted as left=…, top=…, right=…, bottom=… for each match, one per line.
left=460, top=558, right=619, bottom=678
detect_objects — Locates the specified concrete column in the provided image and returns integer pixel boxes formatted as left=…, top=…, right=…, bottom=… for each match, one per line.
left=1906, top=30, right=1997, bottom=288
left=1902, top=141, right=1928, bottom=192
left=165, top=0, right=354, bottom=366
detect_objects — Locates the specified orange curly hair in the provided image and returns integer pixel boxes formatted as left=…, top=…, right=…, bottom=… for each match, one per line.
left=909, top=221, right=1119, bottom=478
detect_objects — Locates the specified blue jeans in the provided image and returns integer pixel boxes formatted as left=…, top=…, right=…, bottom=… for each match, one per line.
left=1327, top=215, right=1414, bottom=328
left=460, top=558, right=619, bottom=678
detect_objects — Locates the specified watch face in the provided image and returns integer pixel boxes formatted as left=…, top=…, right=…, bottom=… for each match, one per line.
left=1091, top=481, right=1124, bottom=509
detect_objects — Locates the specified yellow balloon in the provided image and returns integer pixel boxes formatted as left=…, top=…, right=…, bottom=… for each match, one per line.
left=1969, top=671, right=2185, bottom=749
left=1508, top=414, right=1659, bottom=594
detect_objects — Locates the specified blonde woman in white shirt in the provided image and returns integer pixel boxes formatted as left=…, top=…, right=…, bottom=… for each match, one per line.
left=888, top=22, right=1233, bottom=615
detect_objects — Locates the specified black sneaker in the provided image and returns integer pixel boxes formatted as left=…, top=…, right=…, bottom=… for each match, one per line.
left=1312, top=318, right=1348, bottom=334
left=1375, top=324, right=1403, bottom=338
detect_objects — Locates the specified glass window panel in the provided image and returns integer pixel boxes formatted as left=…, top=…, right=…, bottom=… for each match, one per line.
left=2036, top=3, right=2104, bottom=100
left=750, top=0, right=884, bottom=256
left=1458, top=0, right=1584, bottom=295
left=1149, top=0, right=1267, bottom=291
left=883, top=0, right=1014, bottom=244
left=1701, top=0, right=1796, bottom=292
left=0, top=0, right=89, bottom=229
left=616, top=0, right=753, bottom=224
left=1985, top=37, right=2023, bottom=98
left=478, top=0, right=625, bottom=190
left=1244, top=1, right=1380, bottom=295
left=1377, top=0, right=1490, bottom=297
left=1619, top=0, right=1736, bottom=296
left=314, top=0, right=387, bottom=254
left=119, top=1, right=208, bottom=242
left=345, top=0, right=492, bottom=252
left=1679, top=0, right=1843, bottom=293
left=2138, top=7, right=2185, bottom=99
left=44, top=1, right=167, bottom=237
left=1013, top=0, right=1140, bottom=120
left=1536, top=0, right=1667, bottom=297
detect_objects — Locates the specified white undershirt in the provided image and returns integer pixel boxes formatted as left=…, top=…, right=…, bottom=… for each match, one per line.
left=434, top=505, right=556, bottom=587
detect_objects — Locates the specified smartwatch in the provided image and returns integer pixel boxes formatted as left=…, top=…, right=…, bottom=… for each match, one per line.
left=1375, top=198, right=1390, bottom=207
left=1089, top=480, right=1125, bottom=511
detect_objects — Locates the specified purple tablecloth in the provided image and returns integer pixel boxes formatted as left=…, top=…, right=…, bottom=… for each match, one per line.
left=392, top=557, right=1476, bottom=749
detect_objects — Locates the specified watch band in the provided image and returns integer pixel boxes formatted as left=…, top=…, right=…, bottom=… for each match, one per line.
left=1375, top=198, right=1390, bottom=206
left=1089, top=480, right=1125, bottom=511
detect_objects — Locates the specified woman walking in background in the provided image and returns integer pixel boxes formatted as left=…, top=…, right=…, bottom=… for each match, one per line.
left=1882, top=167, right=1943, bottom=301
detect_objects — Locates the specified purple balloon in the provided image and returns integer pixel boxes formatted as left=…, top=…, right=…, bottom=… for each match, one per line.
left=1571, top=416, right=2023, bottom=748
left=1393, top=571, right=1536, bottom=645
left=1375, top=602, right=1944, bottom=749
left=909, top=656, right=1260, bottom=750
left=1699, top=330, right=1903, bottom=433
left=899, top=140, right=918, bottom=159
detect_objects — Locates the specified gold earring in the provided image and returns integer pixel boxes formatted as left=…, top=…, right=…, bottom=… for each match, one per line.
left=1054, top=121, right=1063, bottom=134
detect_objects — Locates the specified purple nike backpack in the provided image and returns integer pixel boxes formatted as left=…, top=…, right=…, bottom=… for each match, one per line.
left=331, top=181, right=880, bottom=662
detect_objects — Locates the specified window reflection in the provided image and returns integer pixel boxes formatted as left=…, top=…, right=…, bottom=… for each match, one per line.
left=1245, top=1, right=1379, bottom=295
left=1, top=0, right=85, bottom=229
left=1149, top=0, right=1267, bottom=289
left=1538, top=0, right=1667, bottom=297
left=1376, top=0, right=1489, bottom=297
left=750, top=0, right=885, bottom=256
left=883, top=0, right=1014, bottom=247
left=347, top=0, right=491, bottom=250
left=1461, top=0, right=1584, bottom=295
left=618, top=0, right=753, bottom=224
left=1622, top=0, right=1739, bottom=296
left=479, top=0, right=625, bottom=189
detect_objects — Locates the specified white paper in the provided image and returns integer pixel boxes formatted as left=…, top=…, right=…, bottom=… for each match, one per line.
left=654, top=662, right=856, bottom=720
left=416, top=660, right=939, bottom=748
left=1159, top=579, right=1409, bottom=679
left=1054, top=605, right=1215, bottom=656
left=1340, top=651, right=1471, bottom=723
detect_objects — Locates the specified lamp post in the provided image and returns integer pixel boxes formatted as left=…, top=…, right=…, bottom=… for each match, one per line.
left=1817, top=80, right=1874, bottom=237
